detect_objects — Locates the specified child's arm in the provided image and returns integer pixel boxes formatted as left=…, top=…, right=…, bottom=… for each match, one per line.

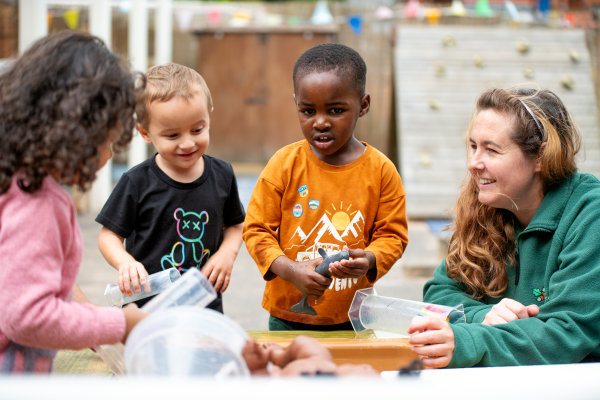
left=72, top=284, right=146, bottom=343
left=243, top=161, right=329, bottom=296
left=97, top=227, right=149, bottom=296
left=121, top=304, right=148, bottom=342
left=72, top=283, right=147, bottom=343
left=0, top=192, right=146, bottom=351
left=72, top=284, right=91, bottom=303
left=201, top=222, right=243, bottom=293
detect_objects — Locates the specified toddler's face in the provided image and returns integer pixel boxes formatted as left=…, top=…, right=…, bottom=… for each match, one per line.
left=294, top=70, right=369, bottom=164
left=140, top=92, right=210, bottom=175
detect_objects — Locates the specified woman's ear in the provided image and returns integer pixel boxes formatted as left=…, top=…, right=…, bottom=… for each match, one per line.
left=535, top=142, right=547, bottom=172
left=359, top=93, right=371, bottom=117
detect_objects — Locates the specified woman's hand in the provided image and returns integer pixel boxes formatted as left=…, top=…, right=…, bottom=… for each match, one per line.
left=482, top=298, right=539, bottom=326
left=407, top=316, right=455, bottom=369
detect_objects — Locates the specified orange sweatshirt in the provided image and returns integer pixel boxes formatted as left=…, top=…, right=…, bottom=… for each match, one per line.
left=243, top=141, right=408, bottom=325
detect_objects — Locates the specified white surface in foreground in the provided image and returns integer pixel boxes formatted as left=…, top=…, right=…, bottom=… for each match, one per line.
left=1, top=363, right=599, bottom=399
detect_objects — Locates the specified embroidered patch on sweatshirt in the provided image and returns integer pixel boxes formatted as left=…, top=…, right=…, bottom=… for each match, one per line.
left=533, top=287, right=546, bottom=302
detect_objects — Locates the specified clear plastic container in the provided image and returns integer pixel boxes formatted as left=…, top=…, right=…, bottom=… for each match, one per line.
left=141, top=268, right=217, bottom=313
left=98, top=269, right=217, bottom=375
left=104, top=268, right=181, bottom=307
left=92, top=343, right=125, bottom=375
left=124, top=306, right=250, bottom=377
left=348, top=288, right=465, bottom=338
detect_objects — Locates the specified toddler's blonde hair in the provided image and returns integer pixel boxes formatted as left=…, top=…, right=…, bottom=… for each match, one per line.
left=136, top=62, right=213, bottom=129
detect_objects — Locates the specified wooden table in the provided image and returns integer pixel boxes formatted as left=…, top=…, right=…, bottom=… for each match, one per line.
left=53, top=331, right=416, bottom=375
left=249, top=330, right=416, bottom=373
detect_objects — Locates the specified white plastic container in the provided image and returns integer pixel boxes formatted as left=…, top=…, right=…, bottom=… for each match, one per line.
left=104, top=268, right=181, bottom=307
left=124, top=306, right=250, bottom=377
left=96, top=269, right=217, bottom=375
left=141, top=268, right=217, bottom=313
left=92, top=343, right=125, bottom=375
left=348, top=288, right=465, bottom=338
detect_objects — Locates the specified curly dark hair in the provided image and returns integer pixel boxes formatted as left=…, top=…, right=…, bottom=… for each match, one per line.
left=0, top=30, right=137, bottom=194
left=292, top=43, right=367, bottom=96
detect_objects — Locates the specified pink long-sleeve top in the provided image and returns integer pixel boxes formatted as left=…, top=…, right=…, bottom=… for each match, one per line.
left=0, top=175, right=125, bottom=373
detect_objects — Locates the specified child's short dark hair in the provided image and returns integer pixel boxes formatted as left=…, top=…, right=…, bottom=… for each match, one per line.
left=0, top=30, right=137, bottom=194
left=292, top=43, right=367, bottom=95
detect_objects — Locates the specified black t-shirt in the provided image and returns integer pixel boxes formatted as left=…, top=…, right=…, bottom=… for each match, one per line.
left=96, top=154, right=245, bottom=311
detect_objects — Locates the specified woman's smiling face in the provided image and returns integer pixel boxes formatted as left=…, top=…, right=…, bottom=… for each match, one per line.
left=467, top=109, right=544, bottom=224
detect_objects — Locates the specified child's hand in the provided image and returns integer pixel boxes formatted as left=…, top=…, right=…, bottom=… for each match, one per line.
left=117, top=261, right=149, bottom=296
left=482, top=298, right=539, bottom=326
left=289, top=258, right=331, bottom=298
left=201, top=250, right=235, bottom=293
left=328, top=247, right=375, bottom=279
left=407, top=316, right=455, bottom=369
left=121, top=303, right=148, bottom=343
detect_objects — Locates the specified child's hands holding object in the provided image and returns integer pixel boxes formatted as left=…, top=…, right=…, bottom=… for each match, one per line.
left=271, top=256, right=329, bottom=298
left=328, top=246, right=376, bottom=279
left=289, top=258, right=331, bottom=298
left=118, top=260, right=150, bottom=296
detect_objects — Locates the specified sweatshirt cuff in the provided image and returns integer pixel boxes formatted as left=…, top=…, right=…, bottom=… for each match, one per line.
left=448, top=323, right=479, bottom=368
left=97, top=306, right=128, bottom=345
left=261, top=249, right=286, bottom=280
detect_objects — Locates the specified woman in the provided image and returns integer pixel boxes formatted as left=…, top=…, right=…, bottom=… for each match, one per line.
left=408, top=88, right=600, bottom=368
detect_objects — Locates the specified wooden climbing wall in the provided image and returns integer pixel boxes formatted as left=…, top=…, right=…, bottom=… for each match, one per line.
left=395, top=25, right=600, bottom=218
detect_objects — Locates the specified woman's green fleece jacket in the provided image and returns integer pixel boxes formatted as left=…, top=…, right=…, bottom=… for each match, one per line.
left=424, top=172, right=600, bottom=367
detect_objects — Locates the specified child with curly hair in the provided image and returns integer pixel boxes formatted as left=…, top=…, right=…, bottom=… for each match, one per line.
left=0, top=31, right=146, bottom=373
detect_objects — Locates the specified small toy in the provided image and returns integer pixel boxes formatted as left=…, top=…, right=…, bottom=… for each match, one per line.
left=290, top=248, right=350, bottom=316
left=417, top=304, right=450, bottom=322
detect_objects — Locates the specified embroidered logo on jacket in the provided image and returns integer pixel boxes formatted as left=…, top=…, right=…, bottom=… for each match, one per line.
left=297, top=185, right=308, bottom=198
left=292, top=203, right=303, bottom=218
left=532, top=287, right=546, bottom=302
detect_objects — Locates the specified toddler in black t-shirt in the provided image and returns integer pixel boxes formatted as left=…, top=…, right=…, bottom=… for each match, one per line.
left=96, top=63, right=245, bottom=311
